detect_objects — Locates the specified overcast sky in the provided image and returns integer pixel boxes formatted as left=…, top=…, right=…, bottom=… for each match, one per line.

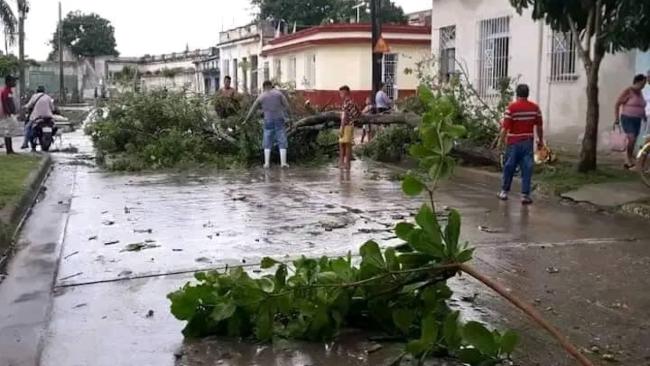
left=16, top=0, right=430, bottom=60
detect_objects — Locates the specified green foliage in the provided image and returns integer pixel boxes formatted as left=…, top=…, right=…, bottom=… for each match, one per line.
left=49, top=11, right=118, bottom=59
left=168, top=84, right=518, bottom=365
left=356, top=125, right=419, bottom=162
left=0, top=1, right=17, bottom=46
left=0, top=54, right=19, bottom=78
left=0, top=154, right=41, bottom=209
left=252, top=0, right=406, bottom=26
left=510, top=0, right=650, bottom=53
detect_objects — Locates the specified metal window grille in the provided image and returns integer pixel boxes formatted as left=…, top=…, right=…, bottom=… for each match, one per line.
left=549, top=31, right=577, bottom=82
left=251, top=55, right=259, bottom=94
left=263, top=62, right=270, bottom=81
left=222, top=60, right=230, bottom=79
left=382, top=53, right=398, bottom=99
left=477, top=16, right=510, bottom=99
left=232, top=58, right=238, bottom=91
left=288, top=57, right=297, bottom=83
left=273, top=59, right=281, bottom=81
left=304, top=53, right=316, bottom=89
left=439, top=25, right=456, bottom=82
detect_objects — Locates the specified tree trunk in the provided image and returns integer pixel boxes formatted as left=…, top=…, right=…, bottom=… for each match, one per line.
left=577, top=64, right=601, bottom=172
left=18, top=14, right=26, bottom=99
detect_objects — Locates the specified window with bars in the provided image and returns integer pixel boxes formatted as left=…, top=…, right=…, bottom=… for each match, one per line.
left=222, top=59, right=230, bottom=79
left=263, top=62, right=270, bottom=81
left=288, top=56, right=297, bottom=84
left=382, top=53, right=398, bottom=99
left=477, top=16, right=510, bottom=98
left=439, top=25, right=456, bottom=82
left=304, top=53, right=316, bottom=89
left=273, top=58, right=281, bottom=81
left=549, top=31, right=578, bottom=82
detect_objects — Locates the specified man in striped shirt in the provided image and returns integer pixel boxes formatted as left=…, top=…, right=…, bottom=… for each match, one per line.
left=498, top=84, right=544, bottom=204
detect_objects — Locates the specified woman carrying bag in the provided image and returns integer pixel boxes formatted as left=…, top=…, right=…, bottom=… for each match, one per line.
left=614, top=74, right=647, bottom=170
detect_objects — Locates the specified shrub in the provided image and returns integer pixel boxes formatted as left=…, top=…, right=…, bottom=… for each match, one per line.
left=357, top=125, right=420, bottom=162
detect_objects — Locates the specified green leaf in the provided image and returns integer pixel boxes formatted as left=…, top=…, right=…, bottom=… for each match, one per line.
left=463, top=321, right=499, bottom=356
left=395, top=222, right=415, bottom=241
left=409, top=144, right=430, bottom=158
left=402, top=175, right=425, bottom=196
left=457, top=348, right=486, bottom=365
left=447, top=124, right=467, bottom=138
left=392, top=308, right=415, bottom=334
left=261, top=257, right=280, bottom=269
left=418, top=84, right=434, bottom=105
left=316, top=271, right=339, bottom=283
left=405, top=339, right=428, bottom=356
left=258, top=277, right=275, bottom=293
left=255, top=308, right=273, bottom=341
left=210, top=299, right=236, bottom=322
left=408, top=229, right=445, bottom=258
left=384, top=247, right=400, bottom=271
left=456, top=248, right=474, bottom=263
left=500, top=330, right=519, bottom=355
left=415, top=204, right=440, bottom=238
left=330, top=258, right=353, bottom=281
left=445, top=209, right=461, bottom=255
left=421, top=315, right=438, bottom=344
left=443, top=311, right=461, bottom=350
left=396, top=252, right=435, bottom=269
left=275, top=264, right=287, bottom=287
left=359, top=241, right=385, bottom=270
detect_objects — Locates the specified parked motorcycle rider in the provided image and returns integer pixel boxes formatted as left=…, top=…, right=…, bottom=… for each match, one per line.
left=22, top=86, right=56, bottom=151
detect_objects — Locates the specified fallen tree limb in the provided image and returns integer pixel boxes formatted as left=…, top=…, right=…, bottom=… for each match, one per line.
left=459, top=263, right=595, bottom=366
left=290, top=111, right=422, bottom=131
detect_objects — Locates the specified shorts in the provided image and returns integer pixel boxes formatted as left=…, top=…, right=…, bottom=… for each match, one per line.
left=263, top=118, right=288, bottom=150
left=621, top=115, right=642, bottom=137
left=0, top=116, right=21, bottom=138
left=339, top=125, right=354, bottom=144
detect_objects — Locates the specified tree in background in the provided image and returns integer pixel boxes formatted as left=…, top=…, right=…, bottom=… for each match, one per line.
left=510, top=0, right=650, bottom=172
left=48, top=11, right=118, bottom=60
left=17, top=0, right=28, bottom=99
left=251, top=0, right=406, bottom=27
left=1, top=0, right=17, bottom=52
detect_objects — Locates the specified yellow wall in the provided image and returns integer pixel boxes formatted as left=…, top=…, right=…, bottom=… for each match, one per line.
left=265, top=42, right=431, bottom=92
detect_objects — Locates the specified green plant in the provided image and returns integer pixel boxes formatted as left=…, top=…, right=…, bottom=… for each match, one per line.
left=168, top=84, right=519, bottom=365
left=356, top=125, right=419, bottom=162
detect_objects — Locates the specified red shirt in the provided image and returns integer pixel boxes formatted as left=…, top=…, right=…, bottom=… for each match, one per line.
left=0, top=86, right=15, bottom=117
left=502, top=98, right=543, bottom=145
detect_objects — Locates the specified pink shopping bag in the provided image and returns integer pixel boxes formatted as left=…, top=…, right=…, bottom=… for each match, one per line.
left=608, top=124, right=628, bottom=152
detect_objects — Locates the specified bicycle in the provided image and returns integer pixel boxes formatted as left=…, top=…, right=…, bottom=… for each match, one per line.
left=638, top=134, right=650, bottom=187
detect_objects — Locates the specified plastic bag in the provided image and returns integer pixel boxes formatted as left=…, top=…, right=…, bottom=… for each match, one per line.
left=534, top=144, right=555, bottom=164
left=607, top=124, right=628, bottom=152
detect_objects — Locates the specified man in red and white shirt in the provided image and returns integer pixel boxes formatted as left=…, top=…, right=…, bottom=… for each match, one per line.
left=498, top=84, right=544, bottom=204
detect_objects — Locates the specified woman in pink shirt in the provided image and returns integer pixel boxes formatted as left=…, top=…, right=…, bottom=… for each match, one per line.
left=615, top=74, right=647, bottom=169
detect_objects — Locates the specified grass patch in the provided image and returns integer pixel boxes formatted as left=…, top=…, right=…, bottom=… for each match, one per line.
left=0, top=155, right=41, bottom=210
left=535, top=161, right=638, bottom=195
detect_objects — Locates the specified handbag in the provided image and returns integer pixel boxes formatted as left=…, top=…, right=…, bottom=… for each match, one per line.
left=608, top=124, right=628, bottom=152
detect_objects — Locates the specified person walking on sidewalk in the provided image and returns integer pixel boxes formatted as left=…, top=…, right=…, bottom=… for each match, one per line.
left=0, top=75, right=20, bottom=154
left=497, top=84, right=544, bottom=205
left=614, top=74, right=647, bottom=169
left=244, top=80, right=291, bottom=168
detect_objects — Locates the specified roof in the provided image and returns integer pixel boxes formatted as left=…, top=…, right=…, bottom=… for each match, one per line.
left=262, top=23, right=431, bottom=56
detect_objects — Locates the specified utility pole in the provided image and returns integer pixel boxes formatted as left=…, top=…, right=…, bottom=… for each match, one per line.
left=58, top=1, right=65, bottom=104
left=18, top=0, right=28, bottom=102
left=370, top=0, right=382, bottom=97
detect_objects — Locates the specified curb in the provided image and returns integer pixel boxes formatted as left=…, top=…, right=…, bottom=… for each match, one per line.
left=0, top=154, right=53, bottom=269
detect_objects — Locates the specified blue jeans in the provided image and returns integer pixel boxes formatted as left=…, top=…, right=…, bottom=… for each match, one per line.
left=22, top=120, right=33, bottom=148
left=263, top=118, right=288, bottom=149
left=502, top=139, right=534, bottom=196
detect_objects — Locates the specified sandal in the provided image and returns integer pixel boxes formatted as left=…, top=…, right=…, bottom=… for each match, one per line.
left=624, top=163, right=636, bottom=170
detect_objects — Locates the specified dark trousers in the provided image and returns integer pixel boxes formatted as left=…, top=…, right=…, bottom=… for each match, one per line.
left=501, top=139, right=534, bottom=196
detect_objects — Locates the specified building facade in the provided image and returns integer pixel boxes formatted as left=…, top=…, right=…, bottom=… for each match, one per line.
left=431, top=0, right=646, bottom=147
left=217, top=22, right=275, bottom=94
left=261, top=23, right=431, bottom=106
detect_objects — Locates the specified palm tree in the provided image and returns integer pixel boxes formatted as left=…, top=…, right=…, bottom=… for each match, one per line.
left=0, top=0, right=17, bottom=49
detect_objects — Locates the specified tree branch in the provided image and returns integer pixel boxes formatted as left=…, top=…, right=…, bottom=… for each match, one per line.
left=567, top=15, right=592, bottom=70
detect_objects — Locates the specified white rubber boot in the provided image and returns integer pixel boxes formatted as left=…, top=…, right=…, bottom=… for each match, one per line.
left=264, top=149, right=271, bottom=168
left=280, top=149, right=289, bottom=168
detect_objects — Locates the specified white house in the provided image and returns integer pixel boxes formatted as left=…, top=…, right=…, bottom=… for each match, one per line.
left=431, top=0, right=647, bottom=147
left=261, top=23, right=431, bottom=106
left=217, top=22, right=276, bottom=94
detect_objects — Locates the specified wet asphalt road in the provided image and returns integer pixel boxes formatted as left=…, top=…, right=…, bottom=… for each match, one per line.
left=1, top=130, right=649, bottom=366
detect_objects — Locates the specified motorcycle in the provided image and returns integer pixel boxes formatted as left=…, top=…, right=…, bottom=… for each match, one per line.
left=30, top=117, right=57, bottom=152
